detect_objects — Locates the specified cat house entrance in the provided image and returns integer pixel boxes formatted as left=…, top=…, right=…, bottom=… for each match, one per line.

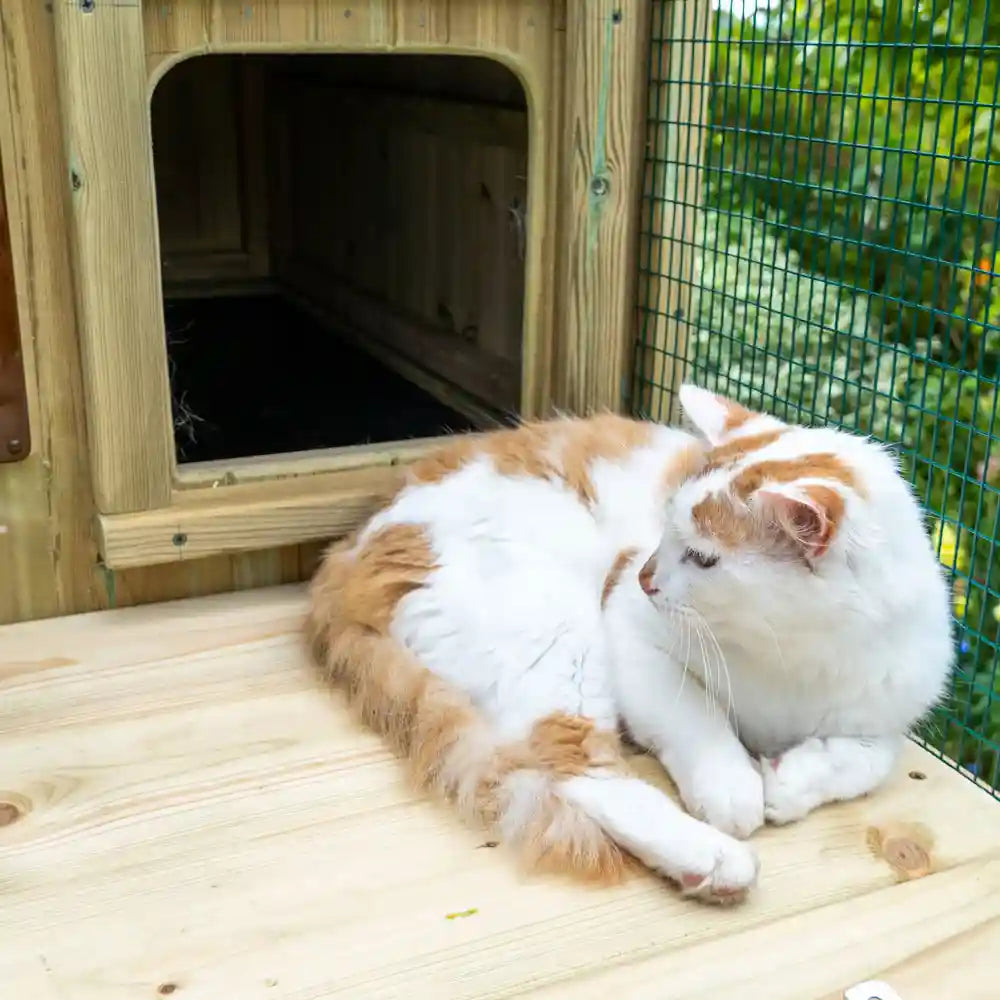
left=151, top=54, right=528, bottom=464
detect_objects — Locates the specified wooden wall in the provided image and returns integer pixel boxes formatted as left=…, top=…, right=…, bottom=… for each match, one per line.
left=152, top=56, right=270, bottom=287
left=270, top=58, right=528, bottom=419
left=0, top=0, right=652, bottom=626
left=0, top=2, right=322, bottom=625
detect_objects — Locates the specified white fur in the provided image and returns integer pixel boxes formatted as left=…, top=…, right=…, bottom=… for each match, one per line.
left=371, top=390, right=953, bottom=889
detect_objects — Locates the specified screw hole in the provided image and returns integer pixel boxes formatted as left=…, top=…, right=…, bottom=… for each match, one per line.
left=611, top=9, right=622, bottom=23
left=172, top=532, right=188, bottom=547
left=908, top=770, right=926, bottom=781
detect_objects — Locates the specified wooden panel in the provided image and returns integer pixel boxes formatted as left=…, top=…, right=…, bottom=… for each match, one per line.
left=0, top=0, right=100, bottom=624
left=98, top=465, right=403, bottom=569
left=152, top=57, right=244, bottom=259
left=3, top=589, right=1000, bottom=998
left=0, top=0, right=652, bottom=619
left=276, top=79, right=528, bottom=417
left=52, top=0, right=173, bottom=513
left=555, top=0, right=651, bottom=414
left=637, top=0, right=712, bottom=423
left=0, top=144, right=30, bottom=464
left=152, top=56, right=272, bottom=284
left=0, top=1, right=323, bottom=624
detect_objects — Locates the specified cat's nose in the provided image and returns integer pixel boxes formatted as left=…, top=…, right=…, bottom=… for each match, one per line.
left=638, top=556, right=659, bottom=596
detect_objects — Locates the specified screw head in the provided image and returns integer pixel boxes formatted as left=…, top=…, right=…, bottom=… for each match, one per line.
left=172, top=532, right=188, bottom=547
left=590, top=175, right=611, bottom=197
left=6, top=438, right=23, bottom=456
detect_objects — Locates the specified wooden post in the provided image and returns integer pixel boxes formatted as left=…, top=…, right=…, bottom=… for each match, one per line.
left=556, top=0, right=651, bottom=415
left=637, top=0, right=712, bottom=423
left=52, top=0, right=173, bottom=513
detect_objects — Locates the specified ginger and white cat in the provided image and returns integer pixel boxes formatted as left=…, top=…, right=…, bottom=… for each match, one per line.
left=307, top=385, right=952, bottom=903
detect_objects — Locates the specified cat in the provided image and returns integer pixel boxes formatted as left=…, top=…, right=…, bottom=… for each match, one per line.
left=307, top=384, right=953, bottom=904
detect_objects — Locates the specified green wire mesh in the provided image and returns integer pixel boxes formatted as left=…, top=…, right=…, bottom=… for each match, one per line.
left=635, top=0, right=1000, bottom=796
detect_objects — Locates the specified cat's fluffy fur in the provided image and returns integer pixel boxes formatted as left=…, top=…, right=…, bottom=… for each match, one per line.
left=307, top=385, right=952, bottom=903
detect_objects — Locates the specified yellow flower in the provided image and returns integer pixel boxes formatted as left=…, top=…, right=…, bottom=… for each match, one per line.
left=953, top=578, right=967, bottom=618
left=933, top=519, right=969, bottom=573
left=992, top=601, right=1000, bottom=624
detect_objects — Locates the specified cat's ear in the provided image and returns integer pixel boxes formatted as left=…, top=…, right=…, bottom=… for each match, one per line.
left=756, top=484, right=845, bottom=559
left=677, top=384, right=755, bottom=445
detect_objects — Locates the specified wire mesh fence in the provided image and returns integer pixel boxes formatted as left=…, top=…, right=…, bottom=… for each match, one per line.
left=636, top=0, right=1000, bottom=794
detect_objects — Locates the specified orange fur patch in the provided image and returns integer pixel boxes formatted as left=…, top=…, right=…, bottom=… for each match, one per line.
left=409, top=414, right=656, bottom=506
left=557, top=414, right=655, bottom=504
left=718, top=395, right=755, bottom=432
left=528, top=712, right=624, bottom=776
left=602, top=547, right=639, bottom=608
left=732, top=454, right=860, bottom=499
left=337, top=524, right=438, bottom=634
left=409, top=435, right=484, bottom=485
left=704, top=429, right=785, bottom=471
left=691, top=494, right=757, bottom=549
left=661, top=440, right=708, bottom=494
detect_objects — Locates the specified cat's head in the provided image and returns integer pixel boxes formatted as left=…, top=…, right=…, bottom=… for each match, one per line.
left=639, top=384, right=950, bottom=652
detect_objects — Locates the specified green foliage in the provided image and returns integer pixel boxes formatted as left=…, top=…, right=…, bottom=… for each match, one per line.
left=692, top=0, right=1000, bottom=785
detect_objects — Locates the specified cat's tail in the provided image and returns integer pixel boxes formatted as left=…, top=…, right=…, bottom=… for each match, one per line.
left=306, top=537, right=629, bottom=884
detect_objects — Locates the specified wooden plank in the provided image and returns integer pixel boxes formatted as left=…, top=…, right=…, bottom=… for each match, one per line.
left=637, top=0, right=712, bottom=423
left=97, top=465, right=405, bottom=569
left=555, top=0, right=651, bottom=415
left=315, top=0, right=392, bottom=46
left=52, top=0, right=173, bottom=512
left=0, top=0, right=99, bottom=623
left=1, top=585, right=1000, bottom=998
left=173, top=436, right=445, bottom=489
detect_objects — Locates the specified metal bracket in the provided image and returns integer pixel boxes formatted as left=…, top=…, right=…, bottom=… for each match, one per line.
left=0, top=153, right=29, bottom=464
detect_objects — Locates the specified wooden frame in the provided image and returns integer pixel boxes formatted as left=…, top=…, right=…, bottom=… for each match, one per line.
left=42, top=0, right=651, bottom=572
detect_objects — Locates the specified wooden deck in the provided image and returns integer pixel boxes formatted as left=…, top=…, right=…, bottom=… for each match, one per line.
left=2, top=585, right=998, bottom=999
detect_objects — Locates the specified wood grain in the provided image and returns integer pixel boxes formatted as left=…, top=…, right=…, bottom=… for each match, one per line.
left=0, top=0, right=101, bottom=623
left=0, top=0, right=653, bottom=620
left=1, top=585, right=999, bottom=999
left=556, top=0, right=650, bottom=414
left=52, top=0, right=174, bottom=513
left=98, top=465, right=403, bottom=569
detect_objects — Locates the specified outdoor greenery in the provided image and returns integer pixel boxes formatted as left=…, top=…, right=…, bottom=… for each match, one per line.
left=689, top=0, right=1000, bottom=782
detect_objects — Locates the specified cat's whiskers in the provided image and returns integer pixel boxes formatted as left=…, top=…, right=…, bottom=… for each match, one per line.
left=685, top=607, right=738, bottom=738
left=760, top=617, right=788, bottom=674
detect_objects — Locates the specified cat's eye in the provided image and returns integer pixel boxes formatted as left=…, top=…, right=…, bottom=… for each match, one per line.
left=683, top=548, right=719, bottom=569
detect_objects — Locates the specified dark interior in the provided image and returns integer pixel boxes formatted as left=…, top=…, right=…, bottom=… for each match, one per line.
left=164, top=294, right=477, bottom=463
left=152, top=52, right=528, bottom=465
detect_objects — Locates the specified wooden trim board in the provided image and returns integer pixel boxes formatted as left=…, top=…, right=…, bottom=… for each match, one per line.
left=98, top=465, right=405, bottom=569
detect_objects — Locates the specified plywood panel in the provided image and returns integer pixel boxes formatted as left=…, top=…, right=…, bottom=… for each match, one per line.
left=152, top=56, right=272, bottom=285
left=277, top=77, right=528, bottom=416
left=152, top=56, right=245, bottom=258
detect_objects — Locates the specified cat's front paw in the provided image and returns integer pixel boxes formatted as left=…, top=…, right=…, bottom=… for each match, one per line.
left=679, top=757, right=765, bottom=840
left=761, top=740, right=825, bottom=825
